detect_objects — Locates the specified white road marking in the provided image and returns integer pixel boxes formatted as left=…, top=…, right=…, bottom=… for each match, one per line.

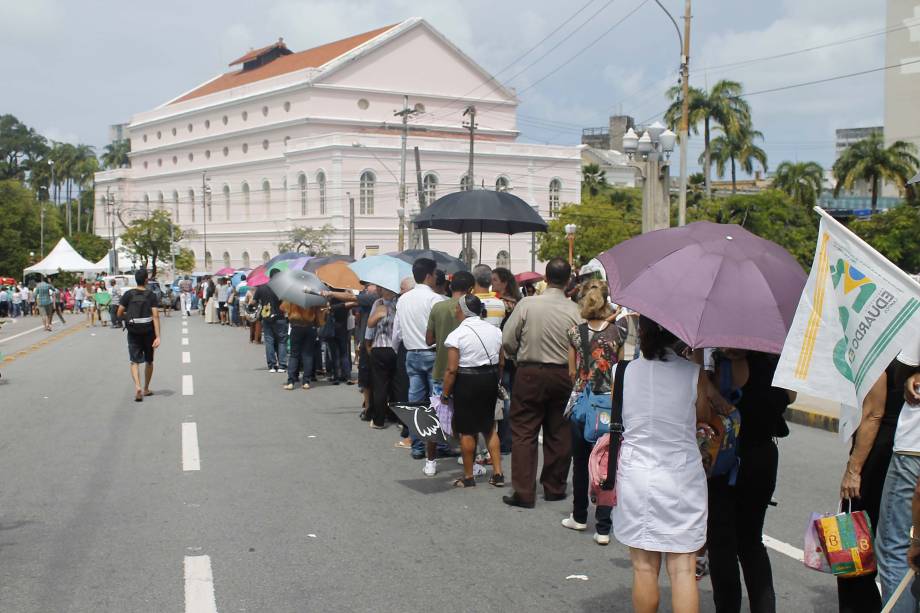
left=762, top=534, right=804, bottom=563
left=184, top=555, right=217, bottom=613
left=182, top=351, right=191, bottom=363
left=0, top=325, right=45, bottom=344
left=182, top=422, right=200, bottom=471
left=182, top=375, right=194, bottom=396
left=182, top=337, right=189, bottom=345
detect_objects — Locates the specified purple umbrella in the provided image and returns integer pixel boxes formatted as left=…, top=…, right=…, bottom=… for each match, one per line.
left=597, top=222, right=807, bottom=354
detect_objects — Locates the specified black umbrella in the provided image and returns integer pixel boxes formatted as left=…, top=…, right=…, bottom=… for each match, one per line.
left=388, top=249, right=469, bottom=274
left=412, top=190, right=548, bottom=234
left=268, top=269, right=328, bottom=308
left=302, top=254, right=355, bottom=273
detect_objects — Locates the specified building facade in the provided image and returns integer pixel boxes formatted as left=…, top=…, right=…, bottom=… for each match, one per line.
left=885, top=0, right=920, bottom=153
left=94, top=19, right=582, bottom=275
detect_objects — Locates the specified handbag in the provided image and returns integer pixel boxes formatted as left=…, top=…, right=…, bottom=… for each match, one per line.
left=588, top=360, right=629, bottom=507
left=804, top=512, right=833, bottom=573
left=431, top=394, right=453, bottom=437
left=813, top=501, right=876, bottom=577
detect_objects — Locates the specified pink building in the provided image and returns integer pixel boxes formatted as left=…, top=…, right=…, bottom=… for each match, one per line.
left=94, top=18, right=582, bottom=273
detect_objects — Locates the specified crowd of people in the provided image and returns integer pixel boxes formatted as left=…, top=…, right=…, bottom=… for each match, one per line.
left=0, top=278, right=132, bottom=330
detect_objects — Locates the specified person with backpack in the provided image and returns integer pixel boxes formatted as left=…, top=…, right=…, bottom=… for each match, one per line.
left=117, top=269, right=161, bottom=402
left=562, top=280, right=624, bottom=545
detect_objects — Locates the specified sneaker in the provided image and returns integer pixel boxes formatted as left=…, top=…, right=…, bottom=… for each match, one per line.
left=302, top=383, right=310, bottom=390
left=594, top=533, right=610, bottom=546
left=561, top=515, right=588, bottom=532
left=423, top=460, right=437, bottom=477
left=269, top=368, right=277, bottom=373
left=278, top=366, right=288, bottom=372
left=695, top=555, right=709, bottom=580
left=472, top=463, right=487, bottom=477
left=283, top=383, right=294, bottom=390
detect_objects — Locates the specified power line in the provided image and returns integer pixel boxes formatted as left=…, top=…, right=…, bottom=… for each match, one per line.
left=740, top=57, right=920, bottom=97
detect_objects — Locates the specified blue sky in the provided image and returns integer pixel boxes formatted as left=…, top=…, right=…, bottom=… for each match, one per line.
left=0, top=0, right=888, bottom=176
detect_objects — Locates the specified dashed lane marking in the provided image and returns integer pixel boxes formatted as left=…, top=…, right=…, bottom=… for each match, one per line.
left=181, top=422, right=200, bottom=471
left=762, top=534, right=804, bottom=563
left=1, top=323, right=88, bottom=363
left=184, top=555, right=217, bottom=613
left=182, top=375, right=194, bottom=396
left=182, top=351, right=191, bottom=364
left=182, top=337, right=189, bottom=346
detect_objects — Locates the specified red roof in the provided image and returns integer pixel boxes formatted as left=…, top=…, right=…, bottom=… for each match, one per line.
left=172, top=23, right=399, bottom=105
left=229, top=38, right=290, bottom=67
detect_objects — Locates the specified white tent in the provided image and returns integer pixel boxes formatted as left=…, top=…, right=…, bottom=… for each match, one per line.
left=24, top=238, right=106, bottom=275
left=94, top=249, right=134, bottom=274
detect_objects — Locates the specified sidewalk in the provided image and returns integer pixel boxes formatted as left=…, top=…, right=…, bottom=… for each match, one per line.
left=786, top=394, right=840, bottom=434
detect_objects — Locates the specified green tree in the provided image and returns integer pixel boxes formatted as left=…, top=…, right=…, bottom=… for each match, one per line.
left=101, top=139, right=131, bottom=169
left=537, top=188, right=641, bottom=266
left=119, top=209, right=185, bottom=279
left=278, top=224, right=334, bottom=254
left=706, top=125, right=768, bottom=194
left=581, top=163, right=608, bottom=196
left=0, top=180, right=44, bottom=274
left=0, top=114, right=49, bottom=181
left=772, top=161, right=824, bottom=207
left=174, top=248, right=196, bottom=274
left=833, top=133, right=919, bottom=214
left=665, top=80, right=752, bottom=198
left=70, top=232, right=111, bottom=262
left=849, top=204, right=920, bottom=273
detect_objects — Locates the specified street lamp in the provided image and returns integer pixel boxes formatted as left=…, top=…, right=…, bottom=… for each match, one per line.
left=623, top=122, right=676, bottom=234
left=564, top=223, right=577, bottom=267
left=106, top=189, right=117, bottom=274
left=201, top=172, right=211, bottom=271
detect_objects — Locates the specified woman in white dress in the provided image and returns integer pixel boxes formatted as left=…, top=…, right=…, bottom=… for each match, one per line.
left=612, top=315, right=716, bottom=613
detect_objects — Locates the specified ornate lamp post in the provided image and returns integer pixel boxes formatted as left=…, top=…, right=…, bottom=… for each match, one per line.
left=622, top=121, right=676, bottom=234
left=564, top=223, right=577, bottom=267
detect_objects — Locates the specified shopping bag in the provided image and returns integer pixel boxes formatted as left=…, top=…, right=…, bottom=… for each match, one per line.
left=813, top=508, right=876, bottom=577
left=803, top=512, right=833, bottom=573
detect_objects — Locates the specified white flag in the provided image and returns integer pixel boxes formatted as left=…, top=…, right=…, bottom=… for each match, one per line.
left=773, top=208, right=920, bottom=439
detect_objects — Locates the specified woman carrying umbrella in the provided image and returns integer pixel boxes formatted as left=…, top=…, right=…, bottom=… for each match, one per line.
left=439, top=294, right=505, bottom=488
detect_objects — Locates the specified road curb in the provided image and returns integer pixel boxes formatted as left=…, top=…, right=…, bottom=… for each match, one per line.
left=786, top=404, right=839, bottom=434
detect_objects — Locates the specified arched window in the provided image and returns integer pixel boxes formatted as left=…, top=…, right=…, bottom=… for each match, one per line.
left=242, top=182, right=250, bottom=218
left=549, top=179, right=561, bottom=218
left=223, top=185, right=230, bottom=220
left=143, top=194, right=150, bottom=214
left=172, top=190, right=180, bottom=222
left=262, top=251, right=270, bottom=263
left=495, top=177, right=510, bottom=192
left=205, top=252, right=212, bottom=268
left=359, top=171, right=375, bottom=215
left=298, top=173, right=307, bottom=216
left=157, top=191, right=165, bottom=209
left=423, top=174, right=437, bottom=205
left=242, top=251, right=250, bottom=268
left=222, top=251, right=231, bottom=267
left=316, top=172, right=327, bottom=215
left=262, top=180, right=271, bottom=218
left=188, top=189, right=196, bottom=222
left=496, top=250, right=510, bottom=268
left=460, top=174, right=472, bottom=191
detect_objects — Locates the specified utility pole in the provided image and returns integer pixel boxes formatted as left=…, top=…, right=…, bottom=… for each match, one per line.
left=347, top=191, right=355, bottom=258
left=394, top=95, right=420, bottom=252
left=106, top=188, right=116, bottom=274
left=414, top=147, right=430, bottom=250
left=463, top=105, right=477, bottom=265
left=678, top=0, right=692, bottom=227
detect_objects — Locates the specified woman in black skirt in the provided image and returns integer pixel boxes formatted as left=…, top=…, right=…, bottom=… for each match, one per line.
left=440, top=294, right=505, bottom=488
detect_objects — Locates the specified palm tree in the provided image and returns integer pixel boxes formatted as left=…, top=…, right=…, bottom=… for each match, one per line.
left=705, top=126, right=768, bottom=194
left=665, top=80, right=752, bottom=199
left=73, top=144, right=95, bottom=232
left=772, top=161, right=824, bottom=207
left=582, top=163, right=608, bottom=196
left=833, top=133, right=919, bottom=213
left=101, top=139, right=131, bottom=169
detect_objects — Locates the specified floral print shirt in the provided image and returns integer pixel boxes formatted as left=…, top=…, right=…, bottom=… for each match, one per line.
left=567, top=322, right=624, bottom=394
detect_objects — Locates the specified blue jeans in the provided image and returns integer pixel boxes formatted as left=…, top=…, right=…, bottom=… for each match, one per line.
left=287, top=325, right=316, bottom=384
left=262, top=318, right=289, bottom=369
left=407, top=351, right=436, bottom=455
left=877, top=453, right=920, bottom=613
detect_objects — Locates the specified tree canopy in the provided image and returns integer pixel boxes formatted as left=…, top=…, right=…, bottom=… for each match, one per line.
left=772, top=161, right=824, bottom=208
left=278, top=224, right=334, bottom=255
left=119, top=209, right=185, bottom=279
left=833, top=133, right=919, bottom=213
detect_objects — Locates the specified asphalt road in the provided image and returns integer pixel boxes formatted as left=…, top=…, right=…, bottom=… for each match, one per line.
left=0, top=310, right=855, bottom=612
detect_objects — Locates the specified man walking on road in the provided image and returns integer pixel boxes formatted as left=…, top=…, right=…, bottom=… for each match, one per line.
left=34, top=276, right=54, bottom=331
left=392, top=258, right=446, bottom=475
left=117, top=270, right=161, bottom=402
left=179, top=276, right=193, bottom=316
left=501, top=258, right=582, bottom=508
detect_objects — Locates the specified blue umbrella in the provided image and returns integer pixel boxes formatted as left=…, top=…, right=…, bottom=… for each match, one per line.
left=349, top=255, right=413, bottom=293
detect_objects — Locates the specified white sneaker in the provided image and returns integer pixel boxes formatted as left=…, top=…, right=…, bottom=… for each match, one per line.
left=472, top=464, right=486, bottom=477
left=457, top=455, right=464, bottom=465
left=423, top=460, right=437, bottom=477
left=594, top=533, right=610, bottom=546
left=561, top=515, right=588, bottom=531
left=269, top=368, right=277, bottom=373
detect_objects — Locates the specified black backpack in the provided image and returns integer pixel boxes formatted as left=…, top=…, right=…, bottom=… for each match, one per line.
left=124, top=290, right=154, bottom=333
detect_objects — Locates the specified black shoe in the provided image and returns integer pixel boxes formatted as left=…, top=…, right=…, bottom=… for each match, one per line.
left=502, top=493, right=535, bottom=509
left=358, top=411, right=372, bottom=422
left=410, top=450, right=425, bottom=460
left=544, top=492, right=567, bottom=502
left=332, top=380, right=341, bottom=386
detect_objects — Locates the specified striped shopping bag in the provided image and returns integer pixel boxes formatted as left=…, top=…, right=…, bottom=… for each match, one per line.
left=813, top=509, right=876, bottom=578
